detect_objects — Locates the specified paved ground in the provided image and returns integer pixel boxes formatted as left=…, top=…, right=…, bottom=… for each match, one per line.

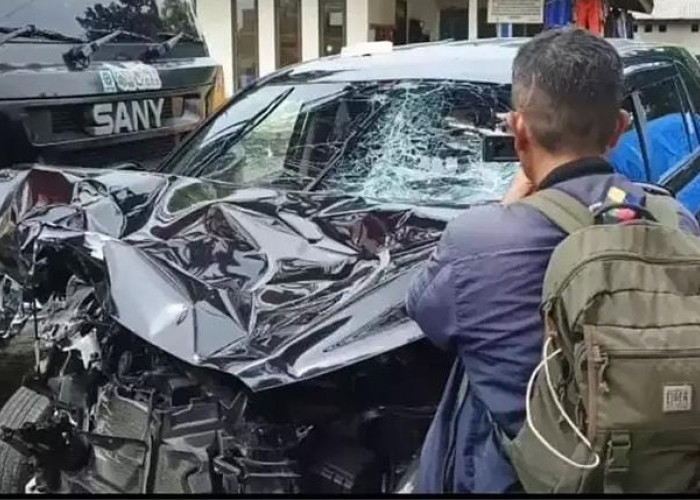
left=0, top=328, right=35, bottom=406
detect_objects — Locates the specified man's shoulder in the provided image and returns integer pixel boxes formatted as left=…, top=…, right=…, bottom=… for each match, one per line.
left=442, top=202, right=556, bottom=260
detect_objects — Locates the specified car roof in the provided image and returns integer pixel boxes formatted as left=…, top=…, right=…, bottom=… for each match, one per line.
left=274, top=38, right=683, bottom=86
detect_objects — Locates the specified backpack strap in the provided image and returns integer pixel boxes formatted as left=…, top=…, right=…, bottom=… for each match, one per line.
left=519, top=189, right=594, bottom=235
left=645, top=193, right=680, bottom=229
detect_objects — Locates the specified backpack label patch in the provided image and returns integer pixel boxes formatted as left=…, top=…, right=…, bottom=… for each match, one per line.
left=663, top=385, right=693, bottom=413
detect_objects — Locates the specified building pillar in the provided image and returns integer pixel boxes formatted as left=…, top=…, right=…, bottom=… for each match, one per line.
left=258, top=0, right=276, bottom=75
left=468, top=0, right=479, bottom=39
left=346, top=0, right=370, bottom=47
left=301, top=0, right=320, bottom=60
left=196, top=0, right=234, bottom=95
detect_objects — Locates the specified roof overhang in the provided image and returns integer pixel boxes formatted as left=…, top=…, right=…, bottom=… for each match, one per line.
left=610, top=0, right=653, bottom=13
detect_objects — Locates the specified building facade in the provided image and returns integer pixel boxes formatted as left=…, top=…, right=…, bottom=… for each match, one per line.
left=194, top=0, right=540, bottom=95
left=194, top=0, right=680, bottom=98
left=635, top=0, right=700, bottom=55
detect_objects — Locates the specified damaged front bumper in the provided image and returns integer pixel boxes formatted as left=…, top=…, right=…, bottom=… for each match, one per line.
left=0, top=165, right=453, bottom=494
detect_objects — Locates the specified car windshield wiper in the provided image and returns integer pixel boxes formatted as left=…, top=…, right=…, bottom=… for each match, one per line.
left=157, top=31, right=201, bottom=43
left=141, top=31, right=186, bottom=61
left=0, top=25, right=84, bottom=47
left=190, top=88, right=294, bottom=178
left=64, top=29, right=156, bottom=69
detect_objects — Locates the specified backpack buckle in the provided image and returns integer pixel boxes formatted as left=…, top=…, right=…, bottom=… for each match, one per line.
left=606, top=432, right=631, bottom=472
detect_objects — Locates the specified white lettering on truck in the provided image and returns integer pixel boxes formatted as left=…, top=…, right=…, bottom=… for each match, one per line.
left=86, top=98, right=166, bottom=136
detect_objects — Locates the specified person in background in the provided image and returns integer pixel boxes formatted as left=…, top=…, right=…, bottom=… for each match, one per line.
left=576, top=0, right=604, bottom=35
left=405, top=28, right=700, bottom=494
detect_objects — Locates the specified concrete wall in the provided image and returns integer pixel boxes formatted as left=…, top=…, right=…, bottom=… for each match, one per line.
left=301, top=0, right=320, bottom=60
left=258, top=0, right=276, bottom=76
left=196, top=0, right=234, bottom=95
left=347, top=0, right=371, bottom=46
left=636, top=21, right=700, bottom=55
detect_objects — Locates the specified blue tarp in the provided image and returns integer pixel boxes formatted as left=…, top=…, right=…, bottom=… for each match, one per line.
left=609, top=112, right=700, bottom=183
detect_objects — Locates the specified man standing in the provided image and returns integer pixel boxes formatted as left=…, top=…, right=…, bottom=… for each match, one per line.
left=406, top=28, right=699, bottom=494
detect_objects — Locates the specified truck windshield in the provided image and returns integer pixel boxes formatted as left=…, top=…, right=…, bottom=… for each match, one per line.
left=165, top=80, right=518, bottom=207
left=0, top=0, right=202, bottom=42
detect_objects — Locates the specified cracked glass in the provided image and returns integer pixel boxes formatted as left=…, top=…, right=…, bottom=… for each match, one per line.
left=167, top=80, right=518, bottom=207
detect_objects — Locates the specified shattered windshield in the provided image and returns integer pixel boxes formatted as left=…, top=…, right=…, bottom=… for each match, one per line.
left=166, top=80, right=518, bottom=206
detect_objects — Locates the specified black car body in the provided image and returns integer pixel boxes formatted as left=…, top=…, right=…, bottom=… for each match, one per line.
left=0, top=0, right=224, bottom=171
left=2, top=38, right=700, bottom=494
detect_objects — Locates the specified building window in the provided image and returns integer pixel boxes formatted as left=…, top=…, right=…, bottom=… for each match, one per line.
left=232, top=0, right=258, bottom=92
left=477, top=0, right=496, bottom=38
left=439, top=7, right=469, bottom=40
left=692, top=24, right=699, bottom=32
left=511, top=23, right=543, bottom=37
left=658, top=24, right=667, bottom=32
left=275, top=0, right=301, bottom=68
left=644, top=24, right=652, bottom=33
left=319, top=0, right=345, bottom=56
left=395, top=0, right=408, bottom=45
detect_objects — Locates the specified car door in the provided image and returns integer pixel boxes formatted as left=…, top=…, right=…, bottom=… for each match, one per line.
left=663, top=59, right=700, bottom=216
left=614, top=61, right=700, bottom=214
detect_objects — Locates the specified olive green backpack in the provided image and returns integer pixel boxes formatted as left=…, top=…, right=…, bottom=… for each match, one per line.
left=505, top=187, right=700, bottom=494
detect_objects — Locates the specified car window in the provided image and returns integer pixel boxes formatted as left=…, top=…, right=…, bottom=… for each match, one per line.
left=637, top=77, right=694, bottom=183
left=608, top=97, right=648, bottom=182
left=165, top=81, right=518, bottom=207
left=677, top=64, right=700, bottom=148
left=319, top=82, right=516, bottom=204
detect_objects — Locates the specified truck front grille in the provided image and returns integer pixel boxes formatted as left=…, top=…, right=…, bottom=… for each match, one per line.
left=44, top=135, right=179, bottom=170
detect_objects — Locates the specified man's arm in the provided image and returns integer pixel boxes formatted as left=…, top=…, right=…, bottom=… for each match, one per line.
left=406, top=224, right=458, bottom=352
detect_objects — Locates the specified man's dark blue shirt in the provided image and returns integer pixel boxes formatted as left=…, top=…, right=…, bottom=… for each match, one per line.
left=406, top=158, right=700, bottom=493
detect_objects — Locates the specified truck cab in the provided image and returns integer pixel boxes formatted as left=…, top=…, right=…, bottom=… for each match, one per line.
left=0, top=0, right=225, bottom=170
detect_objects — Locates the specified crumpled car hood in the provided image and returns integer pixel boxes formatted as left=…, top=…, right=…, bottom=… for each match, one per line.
left=0, top=165, right=454, bottom=391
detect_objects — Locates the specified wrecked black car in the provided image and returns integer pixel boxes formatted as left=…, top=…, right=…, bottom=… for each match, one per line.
left=0, top=42, right=519, bottom=493
left=4, top=38, right=699, bottom=494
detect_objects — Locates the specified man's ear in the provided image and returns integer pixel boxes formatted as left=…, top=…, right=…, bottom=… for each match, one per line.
left=509, top=111, right=530, bottom=154
left=607, top=110, right=630, bottom=151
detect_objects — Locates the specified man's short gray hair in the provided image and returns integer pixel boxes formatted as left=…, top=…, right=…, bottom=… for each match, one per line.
left=512, top=28, right=624, bottom=154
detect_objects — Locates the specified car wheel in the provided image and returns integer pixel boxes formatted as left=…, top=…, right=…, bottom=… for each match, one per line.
left=0, top=387, right=50, bottom=493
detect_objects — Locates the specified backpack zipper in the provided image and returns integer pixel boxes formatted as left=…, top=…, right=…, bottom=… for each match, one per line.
left=594, top=347, right=700, bottom=359
left=553, top=253, right=700, bottom=298
left=590, top=346, right=700, bottom=393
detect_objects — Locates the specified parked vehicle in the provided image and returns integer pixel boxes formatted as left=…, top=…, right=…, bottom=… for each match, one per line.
left=0, top=38, right=700, bottom=494
left=0, top=0, right=225, bottom=171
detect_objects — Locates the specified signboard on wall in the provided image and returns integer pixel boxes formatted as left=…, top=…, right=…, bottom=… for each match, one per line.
left=488, top=0, right=544, bottom=24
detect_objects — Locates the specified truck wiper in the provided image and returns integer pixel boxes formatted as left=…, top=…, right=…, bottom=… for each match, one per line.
left=0, top=25, right=84, bottom=47
left=64, top=29, right=155, bottom=69
left=141, top=31, right=185, bottom=61
left=157, top=31, right=201, bottom=42
left=85, top=28, right=155, bottom=43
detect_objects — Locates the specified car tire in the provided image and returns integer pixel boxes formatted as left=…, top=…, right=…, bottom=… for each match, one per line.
left=0, top=387, right=50, bottom=493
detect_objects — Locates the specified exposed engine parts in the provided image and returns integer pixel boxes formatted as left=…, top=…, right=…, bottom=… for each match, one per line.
left=0, top=166, right=453, bottom=493
left=2, top=295, right=447, bottom=493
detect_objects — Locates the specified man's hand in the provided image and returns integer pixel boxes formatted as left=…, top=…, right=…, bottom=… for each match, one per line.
left=502, top=168, right=535, bottom=205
